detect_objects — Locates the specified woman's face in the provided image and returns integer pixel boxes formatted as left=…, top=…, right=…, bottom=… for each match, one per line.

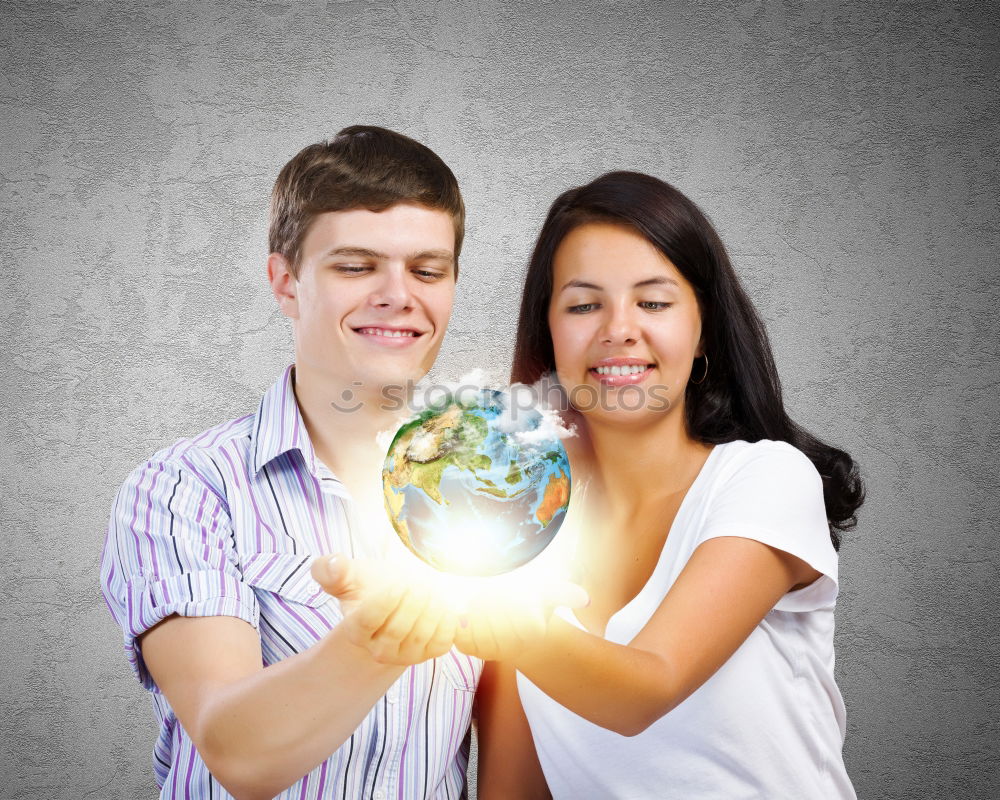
left=547, top=222, right=703, bottom=427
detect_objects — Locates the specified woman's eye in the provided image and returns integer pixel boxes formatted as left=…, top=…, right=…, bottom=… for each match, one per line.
left=568, top=303, right=598, bottom=313
left=639, top=301, right=671, bottom=310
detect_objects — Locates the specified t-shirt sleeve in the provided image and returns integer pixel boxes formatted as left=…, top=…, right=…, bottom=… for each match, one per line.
left=697, top=442, right=839, bottom=612
left=99, top=449, right=259, bottom=691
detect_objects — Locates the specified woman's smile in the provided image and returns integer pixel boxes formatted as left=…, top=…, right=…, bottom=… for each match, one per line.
left=589, top=358, right=656, bottom=386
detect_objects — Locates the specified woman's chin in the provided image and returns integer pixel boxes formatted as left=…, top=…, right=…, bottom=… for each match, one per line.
left=565, top=380, right=677, bottom=426
left=573, top=403, right=674, bottom=430
left=596, top=407, right=658, bottom=422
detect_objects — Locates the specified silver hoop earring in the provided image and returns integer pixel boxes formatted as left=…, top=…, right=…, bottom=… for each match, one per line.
left=690, top=354, right=709, bottom=385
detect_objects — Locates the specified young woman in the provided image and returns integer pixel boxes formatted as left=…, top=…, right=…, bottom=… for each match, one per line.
left=473, top=171, right=865, bottom=798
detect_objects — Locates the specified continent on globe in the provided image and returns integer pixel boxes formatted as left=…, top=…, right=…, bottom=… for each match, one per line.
left=535, top=469, right=570, bottom=527
left=382, top=389, right=571, bottom=575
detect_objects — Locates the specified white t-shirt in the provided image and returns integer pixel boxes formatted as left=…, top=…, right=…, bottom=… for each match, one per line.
left=517, top=439, right=856, bottom=799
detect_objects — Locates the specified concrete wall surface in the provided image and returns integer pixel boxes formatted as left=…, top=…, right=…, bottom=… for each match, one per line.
left=1, top=1, right=997, bottom=798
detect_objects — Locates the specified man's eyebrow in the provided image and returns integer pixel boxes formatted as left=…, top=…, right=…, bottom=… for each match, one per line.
left=409, top=249, right=455, bottom=263
left=323, top=246, right=455, bottom=264
left=558, top=276, right=680, bottom=291
left=324, top=246, right=386, bottom=259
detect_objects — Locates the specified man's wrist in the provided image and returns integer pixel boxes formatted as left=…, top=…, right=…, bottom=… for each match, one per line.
left=321, top=621, right=407, bottom=681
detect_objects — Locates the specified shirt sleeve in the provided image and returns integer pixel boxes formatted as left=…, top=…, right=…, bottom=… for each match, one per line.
left=99, top=448, right=259, bottom=691
left=697, top=441, right=839, bottom=612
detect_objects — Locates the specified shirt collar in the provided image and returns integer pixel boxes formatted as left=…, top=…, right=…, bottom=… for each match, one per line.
left=250, top=365, right=320, bottom=476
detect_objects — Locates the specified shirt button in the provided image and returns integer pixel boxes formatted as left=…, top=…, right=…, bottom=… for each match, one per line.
left=374, top=790, right=386, bottom=800
left=387, top=687, right=399, bottom=703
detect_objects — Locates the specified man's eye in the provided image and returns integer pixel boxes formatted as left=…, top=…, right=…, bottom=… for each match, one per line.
left=413, top=268, right=445, bottom=280
left=639, top=301, right=671, bottom=310
left=335, top=265, right=371, bottom=274
left=568, top=303, right=598, bottom=313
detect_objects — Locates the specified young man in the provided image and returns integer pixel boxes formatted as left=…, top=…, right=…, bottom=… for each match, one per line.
left=100, top=126, right=479, bottom=800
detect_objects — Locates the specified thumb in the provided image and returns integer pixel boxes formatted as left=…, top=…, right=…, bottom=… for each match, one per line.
left=311, top=554, right=362, bottom=602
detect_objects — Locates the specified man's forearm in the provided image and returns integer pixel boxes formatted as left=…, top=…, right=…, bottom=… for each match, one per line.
left=198, top=625, right=404, bottom=800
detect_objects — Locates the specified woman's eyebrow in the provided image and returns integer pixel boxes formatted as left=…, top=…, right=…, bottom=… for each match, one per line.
left=559, top=279, right=602, bottom=292
left=635, top=277, right=679, bottom=288
left=558, top=276, right=680, bottom=291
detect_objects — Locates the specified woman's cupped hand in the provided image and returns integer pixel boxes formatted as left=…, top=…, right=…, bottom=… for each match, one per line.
left=452, top=574, right=589, bottom=663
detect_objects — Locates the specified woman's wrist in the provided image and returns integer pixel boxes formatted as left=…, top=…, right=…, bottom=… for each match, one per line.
left=512, top=615, right=568, bottom=673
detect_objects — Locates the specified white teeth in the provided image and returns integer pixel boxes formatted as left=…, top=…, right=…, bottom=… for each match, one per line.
left=360, top=328, right=417, bottom=338
left=594, top=365, right=648, bottom=376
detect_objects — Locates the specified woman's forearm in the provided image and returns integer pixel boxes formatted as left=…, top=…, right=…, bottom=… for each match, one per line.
left=198, top=626, right=404, bottom=800
left=514, top=617, right=678, bottom=737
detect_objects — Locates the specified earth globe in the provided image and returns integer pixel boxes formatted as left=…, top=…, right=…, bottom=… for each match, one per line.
left=382, top=388, right=571, bottom=576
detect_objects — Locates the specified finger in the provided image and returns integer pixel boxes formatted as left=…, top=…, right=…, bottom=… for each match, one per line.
left=484, top=605, right=521, bottom=660
left=426, top=609, right=459, bottom=659
left=453, top=611, right=478, bottom=656
left=399, top=595, right=442, bottom=654
left=401, top=597, right=451, bottom=661
left=352, top=582, right=406, bottom=641
left=311, top=554, right=357, bottom=599
left=472, top=620, right=500, bottom=662
left=375, top=585, right=432, bottom=646
left=465, top=603, right=500, bottom=661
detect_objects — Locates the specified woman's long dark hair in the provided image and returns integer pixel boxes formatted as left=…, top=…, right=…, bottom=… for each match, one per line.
left=511, top=171, right=864, bottom=549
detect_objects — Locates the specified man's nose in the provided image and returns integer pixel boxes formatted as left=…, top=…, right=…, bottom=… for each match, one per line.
left=369, top=266, right=414, bottom=310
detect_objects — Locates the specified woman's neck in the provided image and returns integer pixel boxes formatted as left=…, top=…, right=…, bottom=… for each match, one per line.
left=583, top=413, right=710, bottom=507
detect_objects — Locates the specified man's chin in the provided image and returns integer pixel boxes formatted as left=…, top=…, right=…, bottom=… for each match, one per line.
left=363, top=365, right=431, bottom=394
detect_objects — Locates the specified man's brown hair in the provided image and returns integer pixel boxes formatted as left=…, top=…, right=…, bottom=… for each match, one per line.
left=269, top=125, right=465, bottom=276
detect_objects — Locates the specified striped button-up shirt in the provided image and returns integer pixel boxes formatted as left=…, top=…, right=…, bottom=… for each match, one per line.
left=100, top=365, right=482, bottom=799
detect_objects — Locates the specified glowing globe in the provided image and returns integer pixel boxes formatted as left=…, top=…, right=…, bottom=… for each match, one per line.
left=382, top=389, right=571, bottom=576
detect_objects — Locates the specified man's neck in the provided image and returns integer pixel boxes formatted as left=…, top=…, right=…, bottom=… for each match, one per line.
left=291, top=363, right=408, bottom=503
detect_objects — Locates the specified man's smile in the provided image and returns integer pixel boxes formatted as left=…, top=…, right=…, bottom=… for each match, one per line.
left=352, top=325, right=426, bottom=346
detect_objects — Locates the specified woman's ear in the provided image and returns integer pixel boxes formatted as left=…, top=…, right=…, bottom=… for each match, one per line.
left=267, top=252, right=299, bottom=320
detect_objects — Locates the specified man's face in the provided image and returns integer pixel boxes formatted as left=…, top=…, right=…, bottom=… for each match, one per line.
left=270, top=203, right=457, bottom=393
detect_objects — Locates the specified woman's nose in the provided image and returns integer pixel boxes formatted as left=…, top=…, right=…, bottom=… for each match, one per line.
left=599, top=303, right=640, bottom=346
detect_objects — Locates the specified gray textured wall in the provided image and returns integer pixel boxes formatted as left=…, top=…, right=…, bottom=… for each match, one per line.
left=1, top=1, right=997, bottom=798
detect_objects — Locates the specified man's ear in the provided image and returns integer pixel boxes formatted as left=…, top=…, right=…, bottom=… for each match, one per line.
left=267, top=252, right=299, bottom=319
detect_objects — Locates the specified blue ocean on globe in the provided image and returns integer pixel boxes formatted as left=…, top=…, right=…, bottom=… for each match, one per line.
left=382, top=388, right=571, bottom=576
